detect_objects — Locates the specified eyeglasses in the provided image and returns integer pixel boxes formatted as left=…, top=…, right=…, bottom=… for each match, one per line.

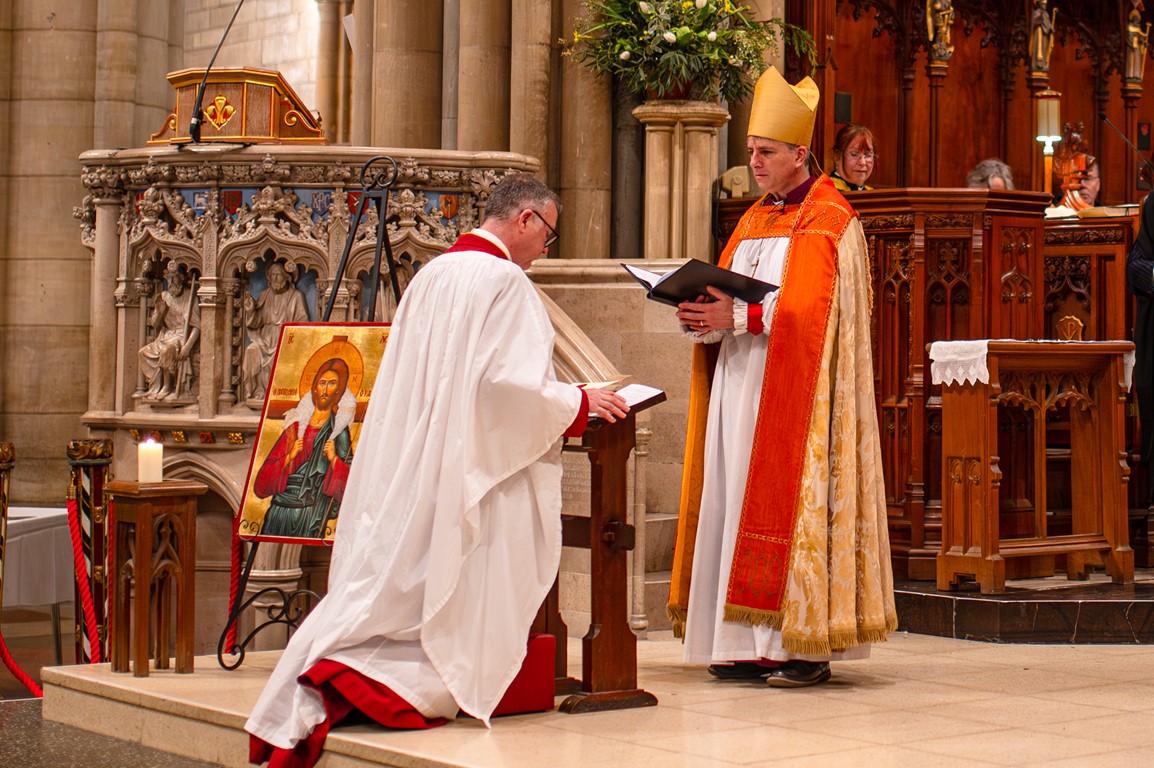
left=530, top=209, right=560, bottom=248
left=845, top=151, right=876, bottom=161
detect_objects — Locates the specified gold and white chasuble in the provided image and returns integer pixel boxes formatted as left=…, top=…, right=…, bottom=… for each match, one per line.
left=670, top=176, right=897, bottom=661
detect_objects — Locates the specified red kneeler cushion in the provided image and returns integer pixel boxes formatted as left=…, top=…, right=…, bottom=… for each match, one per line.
left=492, top=633, right=556, bottom=717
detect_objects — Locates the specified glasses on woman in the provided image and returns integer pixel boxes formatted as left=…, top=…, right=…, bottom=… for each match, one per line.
left=845, top=150, right=876, bottom=161
left=530, top=209, right=560, bottom=248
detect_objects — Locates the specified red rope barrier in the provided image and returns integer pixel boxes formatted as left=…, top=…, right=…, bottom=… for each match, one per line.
left=67, top=497, right=102, bottom=664
left=0, top=631, right=42, bottom=697
left=0, top=632, right=42, bottom=697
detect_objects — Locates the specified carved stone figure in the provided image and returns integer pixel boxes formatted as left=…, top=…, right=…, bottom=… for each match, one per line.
left=242, top=262, right=310, bottom=403
left=139, top=262, right=200, bottom=401
left=1126, top=8, right=1151, bottom=82
left=1030, top=0, right=1057, bottom=73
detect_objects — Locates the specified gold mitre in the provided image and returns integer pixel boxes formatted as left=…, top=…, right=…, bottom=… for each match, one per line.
left=747, top=66, right=820, bottom=148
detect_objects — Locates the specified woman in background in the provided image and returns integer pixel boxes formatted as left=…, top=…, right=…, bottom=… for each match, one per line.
left=830, top=124, right=876, bottom=192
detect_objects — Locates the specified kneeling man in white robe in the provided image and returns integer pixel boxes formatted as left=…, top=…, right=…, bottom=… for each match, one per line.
left=245, top=173, right=628, bottom=768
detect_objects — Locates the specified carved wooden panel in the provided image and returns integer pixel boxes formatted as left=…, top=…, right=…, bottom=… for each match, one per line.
left=830, top=0, right=1154, bottom=199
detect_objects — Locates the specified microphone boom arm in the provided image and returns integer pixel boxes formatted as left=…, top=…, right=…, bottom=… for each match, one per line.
left=189, top=0, right=247, bottom=144
left=1098, top=111, right=1154, bottom=182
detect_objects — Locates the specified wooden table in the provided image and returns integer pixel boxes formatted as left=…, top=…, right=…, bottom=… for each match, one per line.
left=932, top=340, right=1135, bottom=593
left=107, top=479, right=206, bottom=676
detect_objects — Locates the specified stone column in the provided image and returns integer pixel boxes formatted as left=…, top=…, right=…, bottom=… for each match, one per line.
left=632, top=101, right=730, bottom=263
left=630, top=425, right=652, bottom=637
left=510, top=0, right=551, bottom=166
left=458, top=0, right=510, bottom=151
left=1, top=0, right=99, bottom=500
left=364, top=0, right=443, bottom=148
left=90, top=192, right=124, bottom=415
left=350, top=0, right=373, bottom=144
left=95, top=0, right=139, bottom=149
left=612, top=89, right=644, bottom=260
left=315, top=0, right=342, bottom=143
left=726, top=0, right=785, bottom=169
left=441, top=0, right=460, bottom=148
left=559, top=0, right=612, bottom=260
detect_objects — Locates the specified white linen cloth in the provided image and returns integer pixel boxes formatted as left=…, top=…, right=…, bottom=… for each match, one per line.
left=245, top=245, right=581, bottom=749
left=1, top=507, right=72, bottom=608
left=930, top=340, right=1135, bottom=390
left=683, top=234, right=868, bottom=664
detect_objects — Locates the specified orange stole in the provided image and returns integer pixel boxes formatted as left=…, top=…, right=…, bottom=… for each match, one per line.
left=669, top=176, right=858, bottom=631
left=725, top=180, right=849, bottom=624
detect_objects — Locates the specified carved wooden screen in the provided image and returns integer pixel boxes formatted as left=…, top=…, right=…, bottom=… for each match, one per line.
left=855, top=189, right=1050, bottom=579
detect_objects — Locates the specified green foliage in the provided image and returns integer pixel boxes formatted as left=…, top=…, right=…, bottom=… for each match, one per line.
left=568, top=0, right=815, bottom=103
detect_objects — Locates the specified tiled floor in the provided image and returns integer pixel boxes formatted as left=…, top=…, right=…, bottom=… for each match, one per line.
left=6, top=593, right=1154, bottom=767
left=25, top=623, right=1154, bottom=768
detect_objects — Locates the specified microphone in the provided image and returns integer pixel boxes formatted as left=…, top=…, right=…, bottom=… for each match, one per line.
left=1098, top=111, right=1154, bottom=182
left=189, top=0, right=247, bottom=143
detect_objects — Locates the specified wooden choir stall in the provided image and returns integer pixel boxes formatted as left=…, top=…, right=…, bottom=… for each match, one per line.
left=717, top=188, right=1146, bottom=583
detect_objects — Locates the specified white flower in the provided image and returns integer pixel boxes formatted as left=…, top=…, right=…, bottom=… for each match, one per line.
left=620, top=50, right=631, bottom=60
left=696, top=0, right=706, bottom=8
left=639, top=1, right=652, bottom=12
left=663, top=30, right=677, bottom=43
left=707, top=31, right=717, bottom=41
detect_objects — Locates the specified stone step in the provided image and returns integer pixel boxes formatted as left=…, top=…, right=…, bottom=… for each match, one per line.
left=40, top=637, right=680, bottom=768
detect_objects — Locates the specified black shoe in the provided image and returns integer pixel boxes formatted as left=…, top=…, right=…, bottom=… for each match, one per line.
left=707, top=661, right=778, bottom=680
left=764, top=661, right=831, bottom=688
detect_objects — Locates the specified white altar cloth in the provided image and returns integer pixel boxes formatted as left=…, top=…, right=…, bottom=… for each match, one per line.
left=3, top=507, right=72, bottom=609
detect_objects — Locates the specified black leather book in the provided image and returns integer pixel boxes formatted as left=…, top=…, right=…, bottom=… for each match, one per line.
left=622, top=261, right=778, bottom=307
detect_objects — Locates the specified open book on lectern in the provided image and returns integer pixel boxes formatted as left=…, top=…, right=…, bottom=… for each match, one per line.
left=622, top=261, right=778, bottom=307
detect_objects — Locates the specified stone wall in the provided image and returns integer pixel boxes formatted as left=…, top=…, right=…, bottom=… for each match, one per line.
left=182, top=0, right=321, bottom=110
left=0, top=1, right=182, bottom=503
left=532, top=260, right=692, bottom=519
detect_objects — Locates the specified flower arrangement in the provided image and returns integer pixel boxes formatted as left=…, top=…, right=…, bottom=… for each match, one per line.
left=569, top=0, right=815, bottom=103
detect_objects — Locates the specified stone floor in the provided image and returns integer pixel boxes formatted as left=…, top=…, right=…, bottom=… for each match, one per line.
left=1, top=604, right=221, bottom=766
left=6, top=594, right=1154, bottom=767
left=0, top=700, right=221, bottom=768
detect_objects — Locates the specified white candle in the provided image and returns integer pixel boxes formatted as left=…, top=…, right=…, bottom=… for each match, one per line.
left=138, top=439, right=163, bottom=483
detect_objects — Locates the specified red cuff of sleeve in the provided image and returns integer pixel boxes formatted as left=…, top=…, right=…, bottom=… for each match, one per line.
left=748, top=302, right=764, bottom=336
left=564, top=389, right=590, bottom=438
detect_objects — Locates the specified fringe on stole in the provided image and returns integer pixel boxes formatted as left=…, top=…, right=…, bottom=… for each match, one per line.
left=723, top=604, right=900, bottom=656
left=723, top=604, right=785, bottom=631
left=667, top=605, right=687, bottom=640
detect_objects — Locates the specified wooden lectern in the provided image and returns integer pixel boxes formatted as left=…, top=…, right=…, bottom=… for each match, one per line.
left=534, top=394, right=664, bottom=713
left=148, top=67, right=326, bottom=145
